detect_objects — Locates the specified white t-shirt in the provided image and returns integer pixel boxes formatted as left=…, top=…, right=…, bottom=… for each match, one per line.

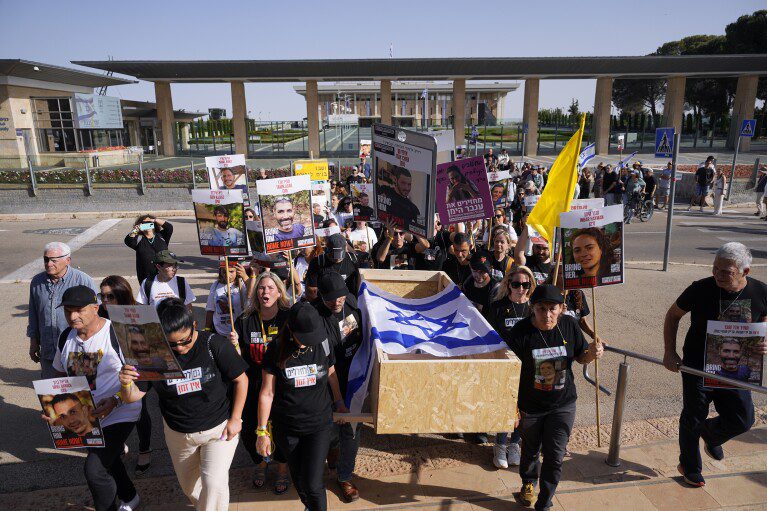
left=137, top=275, right=196, bottom=307
left=53, top=319, right=141, bottom=427
left=205, top=281, right=245, bottom=335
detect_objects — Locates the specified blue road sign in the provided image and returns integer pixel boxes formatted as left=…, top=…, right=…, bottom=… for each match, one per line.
left=740, top=119, right=756, bottom=137
left=655, top=127, right=674, bottom=158
left=523, top=123, right=528, bottom=134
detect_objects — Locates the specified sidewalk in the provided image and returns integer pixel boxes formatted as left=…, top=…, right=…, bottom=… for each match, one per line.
left=3, top=422, right=765, bottom=511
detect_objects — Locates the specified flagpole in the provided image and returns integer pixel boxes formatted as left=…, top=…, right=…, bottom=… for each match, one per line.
left=591, top=286, right=601, bottom=448
left=288, top=249, right=296, bottom=304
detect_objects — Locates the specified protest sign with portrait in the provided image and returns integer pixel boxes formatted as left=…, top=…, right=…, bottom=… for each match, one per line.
left=293, top=159, right=330, bottom=181
left=359, top=140, right=371, bottom=159
left=435, top=156, right=493, bottom=225
left=372, top=124, right=436, bottom=237
left=560, top=204, right=624, bottom=289
left=488, top=170, right=511, bottom=208
left=192, top=189, right=247, bottom=256
left=704, top=321, right=765, bottom=389
left=351, top=182, right=376, bottom=222
left=310, top=180, right=332, bottom=228
left=34, top=376, right=105, bottom=449
left=246, top=219, right=266, bottom=255
left=107, top=304, right=184, bottom=380
left=257, top=174, right=316, bottom=254
left=348, top=228, right=370, bottom=254
left=206, top=154, right=250, bottom=206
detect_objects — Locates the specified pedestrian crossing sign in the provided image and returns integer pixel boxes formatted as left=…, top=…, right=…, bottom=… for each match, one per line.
left=740, top=119, right=756, bottom=137
left=655, top=127, right=674, bottom=157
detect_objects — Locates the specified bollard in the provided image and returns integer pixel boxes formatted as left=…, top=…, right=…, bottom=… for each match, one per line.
left=190, top=159, right=196, bottom=189
left=28, top=155, right=37, bottom=196
left=606, top=361, right=630, bottom=467
left=84, top=158, right=93, bottom=196
left=138, top=155, right=146, bottom=195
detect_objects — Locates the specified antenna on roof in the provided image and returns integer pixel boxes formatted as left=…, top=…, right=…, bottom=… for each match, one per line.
left=97, top=55, right=114, bottom=96
left=389, top=43, right=394, bottom=59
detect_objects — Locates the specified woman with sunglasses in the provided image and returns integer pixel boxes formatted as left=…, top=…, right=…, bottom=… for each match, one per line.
left=124, top=214, right=173, bottom=285
left=486, top=266, right=536, bottom=470
left=118, top=298, right=248, bottom=511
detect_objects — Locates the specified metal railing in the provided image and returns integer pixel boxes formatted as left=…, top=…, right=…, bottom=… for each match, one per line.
left=584, top=344, right=767, bottom=468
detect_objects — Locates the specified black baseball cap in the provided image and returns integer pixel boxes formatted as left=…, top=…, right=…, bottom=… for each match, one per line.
left=58, top=285, right=98, bottom=308
left=530, top=284, right=565, bottom=305
left=287, top=302, right=327, bottom=347
left=153, top=250, right=184, bottom=265
left=326, top=234, right=347, bottom=260
left=318, top=273, right=348, bottom=301
left=469, top=251, right=491, bottom=274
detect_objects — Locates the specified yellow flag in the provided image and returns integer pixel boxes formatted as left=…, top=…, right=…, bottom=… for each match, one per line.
left=527, top=114, right=586, bottom=247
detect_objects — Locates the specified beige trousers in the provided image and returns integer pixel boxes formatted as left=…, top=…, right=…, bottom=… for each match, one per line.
left=163, top=419, right=239, bottom=511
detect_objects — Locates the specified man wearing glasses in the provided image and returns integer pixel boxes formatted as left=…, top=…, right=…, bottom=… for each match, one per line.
left=137, top=250, right=195, bottom=311
left=27, top=241, right=97, bottom=377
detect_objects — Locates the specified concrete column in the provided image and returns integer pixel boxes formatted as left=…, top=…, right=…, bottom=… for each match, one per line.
left=306, top=80, right=320, bottom=157
left=662, top=76, right=686, bottom=134
left=728, top=75, right=758, bottom=151
left=181, top=123, right=191, bottom=151
left=593, top=77, right=613, bottom=155
left=453, top=79, right=466, bottom=148
left=230, top=81, right=247, bottom=155
left=380, top=80, right=392, bottom=124
left=130, top=120, right=142, bottom=147
left=154, top=81, right=176, bottom=156
left=522, top=78, right=539, bottom=157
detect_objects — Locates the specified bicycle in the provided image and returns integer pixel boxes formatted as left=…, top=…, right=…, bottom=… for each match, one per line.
left=624, top=192, right=654, bottom=223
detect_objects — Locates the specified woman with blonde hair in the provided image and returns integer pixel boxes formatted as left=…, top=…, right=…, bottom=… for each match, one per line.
left=485, top=266, right=536, bottom=469
left=231, top=271, right=292, bottom=494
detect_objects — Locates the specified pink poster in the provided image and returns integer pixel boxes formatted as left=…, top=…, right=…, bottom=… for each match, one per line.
left=435, top=156, right=494, bottom=225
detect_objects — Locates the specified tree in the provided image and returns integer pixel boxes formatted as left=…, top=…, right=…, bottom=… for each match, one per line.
left=568, top=99, right=580, bottom=119
left=724, top=10, right=767, bottom=101
left=612, top=79, right=665, bottom=117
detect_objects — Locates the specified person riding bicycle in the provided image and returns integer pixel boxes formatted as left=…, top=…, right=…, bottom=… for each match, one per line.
left=624, top=171, right=645, bottom=224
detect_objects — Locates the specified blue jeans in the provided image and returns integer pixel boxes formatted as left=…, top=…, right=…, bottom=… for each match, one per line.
left=496, top=427, right=521, bottom=446
left=330, top=422, right=360, bottom=482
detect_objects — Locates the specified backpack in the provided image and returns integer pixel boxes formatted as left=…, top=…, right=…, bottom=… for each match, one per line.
left=143, top=276, right=187, bottom=304
left=57, top=324, right=124, bottom=364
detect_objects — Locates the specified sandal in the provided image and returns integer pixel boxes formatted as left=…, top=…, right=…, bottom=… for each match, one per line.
left=252, top=464, right=267, bottom=489
left=274, top=475, right=290, bottom=495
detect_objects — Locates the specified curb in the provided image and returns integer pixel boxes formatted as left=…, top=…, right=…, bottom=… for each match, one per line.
left=0, top=210, right=194, bottom=222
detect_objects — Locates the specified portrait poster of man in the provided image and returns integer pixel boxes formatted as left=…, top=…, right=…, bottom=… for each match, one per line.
left=435, top=156, right=493, bottom=225
left=488, top=170, right=511, bottom=208
left=293, top=159, right=330, bottom=181
left=311, top=180, right=332, bottom=228
left=192, top=189, right=247, bottom=256
left=107, top=305, right=185, bottom=380
left=351, top=182, right=376, bottom=222
left=560, top=204, right=624, bottom=289
left=246, top=219, right=266, bottom=255
left=34, top=376, right=105, bottom=449
left=372, top=124, right=436, bottom=237
left=704, top=321, right=765, bottom=389
left=348, top=228, right=369, bottom=254
left=257, top=174, right=316, bottom=253
left=206, top=154, right=250, bottom=206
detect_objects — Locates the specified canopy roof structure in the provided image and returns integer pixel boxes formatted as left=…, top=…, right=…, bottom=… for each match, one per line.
left=0, top=59, right=135, bottom=88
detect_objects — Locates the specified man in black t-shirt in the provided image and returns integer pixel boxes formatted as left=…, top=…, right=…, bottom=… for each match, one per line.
left=304, top=234, right=360, bottom=298
left=462, top=252, right=500, bottom=316
left=663, top=242, right=767, bottom=488
left=507, top=285, right=601, bottom=510
left=442, top=233, right=473, bottom=289
left=372, top=221, right=429, bottom=270
left=376, top=167, right=421, bottom=230
left=689, top=156, right=715, bottom=212
left=313, top=273, right=363, bottom=503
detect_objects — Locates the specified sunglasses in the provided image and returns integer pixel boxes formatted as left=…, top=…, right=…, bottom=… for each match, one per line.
left=44, top=254, right=70, bottom=263
left=510, top=281, right=532, bottom=289
left=98, top=292, right=116, bottom=301
left=495, top=214, right=503, bottom=218
left=168, top=331, right=195, bottom=348
left=393, top=232, right=405, bottom=237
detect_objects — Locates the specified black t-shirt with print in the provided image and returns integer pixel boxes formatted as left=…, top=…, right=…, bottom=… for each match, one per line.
left=415, top=242, right=447, bottom=271
left=563, top=290, right=590, bottom=321
left=235, top=308, right=290, bottom=391
left=263, top=335, right=336, bottom=435
left=507, top=315, right=587, bottom=414
left=137, top=331, right=247, bottom=433
left=676, top=276, right=767, bottom=370
left=528, top=260, right=553, bottom=285
left=443, top=254, right=473, bottom=288
left=483, top=249, right=515, bottom=282
left=373, top=241, right=417, bottom=270
left=462, top=276, right=500, bottom=314
left=486, top=297, right=531, bottom=341
left=314, top=293, right=362, bottom=397
left=305, top=253, right=360, bottom=295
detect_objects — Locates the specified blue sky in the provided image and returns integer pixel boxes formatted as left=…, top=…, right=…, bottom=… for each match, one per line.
left=1, top=0, right=762, bottom=120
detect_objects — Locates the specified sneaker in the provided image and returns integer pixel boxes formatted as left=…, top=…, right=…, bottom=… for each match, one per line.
left=134, top=450, right=151, bottom=475
left=677, top=464, right=705, bottom=487
left=507, top=442, right=521, bottom=466
left=118, top=494, right=141, bottom=511
left=702, top=437, right=724, bottom=461
left=492, top=444, right=508, bottom=469
left=518, top=482, right=536, bottom=507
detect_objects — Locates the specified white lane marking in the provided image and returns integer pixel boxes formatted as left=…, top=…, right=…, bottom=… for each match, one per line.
left=0, top=219, right=121, bottom=283
left=716, top=236, right=767, bottom=242
left=628, top=231, right=668, bottom=234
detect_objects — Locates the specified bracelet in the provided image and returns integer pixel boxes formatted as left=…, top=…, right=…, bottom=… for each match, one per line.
left=121, top=381, right=133, bottom=390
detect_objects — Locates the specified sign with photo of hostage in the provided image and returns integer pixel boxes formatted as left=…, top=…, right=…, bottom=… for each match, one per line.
left=34, top=376, right=105, bottom=449
left=372, top=124, right=436, bottom=237
left=488, top=170, right=511, bottom=209
left=311, top=180, right=332, bottom=228
left=435, top=156, right=493, bottom=225
left=560, top=204, right=624, bottom=289
left=193, top=189, right=247, bottom=256
left=258, top=174, right=316, bottom=254
left=348, top=228, right=370, bottom=254
left=704, top=321, right=765, bottom=389
left=351, top=182, right=376, bottom=222
left=206, top=154, right=251, bottom=206
left=107, top=304, right=185, bottom=381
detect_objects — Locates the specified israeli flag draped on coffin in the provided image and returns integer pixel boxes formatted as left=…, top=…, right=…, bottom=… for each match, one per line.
left=345, top=280, right=507, bottom=409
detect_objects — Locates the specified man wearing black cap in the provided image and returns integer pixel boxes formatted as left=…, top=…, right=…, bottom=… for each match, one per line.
left=258, top=302, right=347, bottom=511
left=305, top=233, right=360, bottom=299
left=313, top=273, right=363, bottom=502
left=462, top=252, right=500, bottom=315
left=137, top=250, right=195, bottom=310
left=506, top=284, right=603, bottom=510
left=50, top=285, right=142, bottom=511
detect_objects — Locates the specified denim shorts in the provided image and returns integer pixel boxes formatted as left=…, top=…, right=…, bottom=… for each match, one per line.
left=695, top=184, right=709, bottom=196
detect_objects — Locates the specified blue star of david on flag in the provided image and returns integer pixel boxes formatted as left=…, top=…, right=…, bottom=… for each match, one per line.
left=386, top=308, right=468, bottom=339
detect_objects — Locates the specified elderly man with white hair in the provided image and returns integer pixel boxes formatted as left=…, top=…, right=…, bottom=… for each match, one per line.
left=663, top=242, right=767, bottom=488
left=27, top=241, right=97, bottom=377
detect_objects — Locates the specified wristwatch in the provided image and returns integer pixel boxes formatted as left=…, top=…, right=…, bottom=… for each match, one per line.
left=112, top=393, right=123, bottom=408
